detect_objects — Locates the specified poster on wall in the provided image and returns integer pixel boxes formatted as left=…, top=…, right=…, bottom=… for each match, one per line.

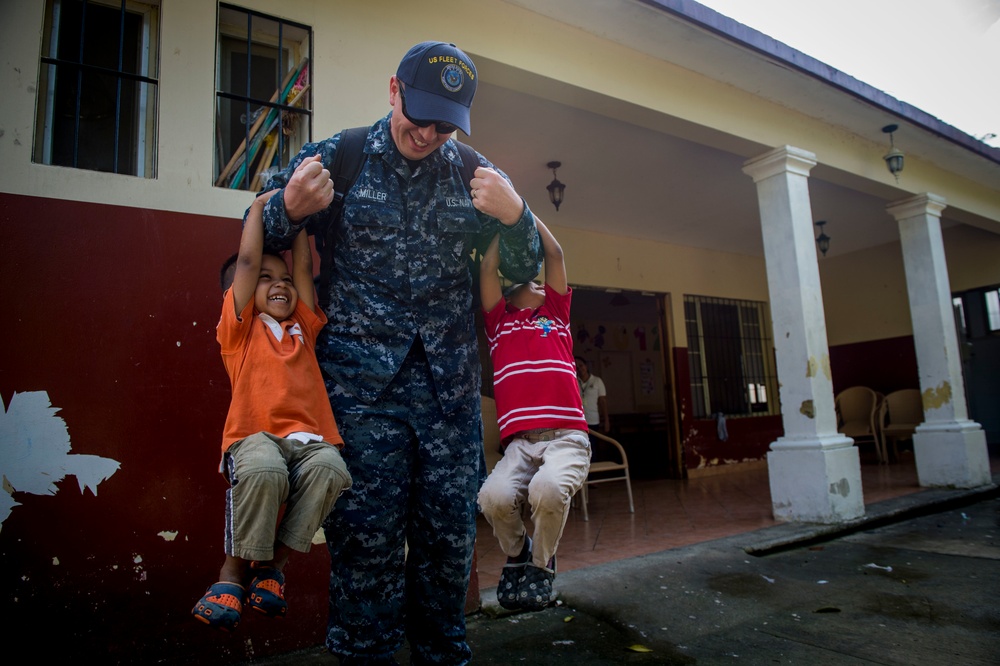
left=573, top=320, right=664, bottom=415
left=633, top=353, right=665, bottom=411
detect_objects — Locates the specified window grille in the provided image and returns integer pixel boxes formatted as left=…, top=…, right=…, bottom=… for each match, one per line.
left=215, top=5, right=312, bottom=191
left=35, top=0, right=160, bottom=176
left=684, top=295, right=778, bottom=419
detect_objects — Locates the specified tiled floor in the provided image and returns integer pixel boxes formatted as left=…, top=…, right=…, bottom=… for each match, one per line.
left=474, top=451, right=998, bottom=590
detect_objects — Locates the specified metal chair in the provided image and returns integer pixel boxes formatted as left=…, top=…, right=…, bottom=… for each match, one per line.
left=580, top=431, right=635, bottom=521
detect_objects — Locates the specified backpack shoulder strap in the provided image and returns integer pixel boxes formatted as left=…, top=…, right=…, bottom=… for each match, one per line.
left=454, top=140, right=479, bottom=192
left=330, top=126, right=368, bottom=206
left=317, top=126, right=368, bottom=310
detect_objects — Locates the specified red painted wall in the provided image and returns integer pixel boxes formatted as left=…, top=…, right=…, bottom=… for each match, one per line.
left=671, top=334, right=920, bottom=474
left=1, top=193, right=331, bottom=662
left=829, top=336, right=920, bottom=395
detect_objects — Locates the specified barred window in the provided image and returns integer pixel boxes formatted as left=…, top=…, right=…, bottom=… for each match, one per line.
left=684, top=295, right=778, bottom=419
left=215, top=5, right=312, bottom=191
left=34, top=0, right=160, bottom=176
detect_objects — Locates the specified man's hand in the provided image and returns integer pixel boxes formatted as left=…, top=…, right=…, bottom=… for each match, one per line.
left=469, top=167, right=524, bottom=226
left=283, top=154, right=334, bottom=222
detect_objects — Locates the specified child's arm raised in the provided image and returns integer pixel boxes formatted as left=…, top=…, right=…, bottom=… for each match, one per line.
left=536, top=218, right=568, bottom=295
left=231, top=189, right=278, bottom=316
left=290, top=228, right=315, bottom=313
left=480, top=233, right=503, bottom=312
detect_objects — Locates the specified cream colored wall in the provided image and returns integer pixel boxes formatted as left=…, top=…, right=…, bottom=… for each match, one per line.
left=819, top=243, right=913, bottom=346
left=942, top=224, right=1000, bottom=292
left=550, top=223, right=770, bottom=348
left=819, top=223, right=1000, bottom=346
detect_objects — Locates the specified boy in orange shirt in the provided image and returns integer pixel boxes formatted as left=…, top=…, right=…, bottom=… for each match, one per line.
left=193, top=157, right=351, bottom=632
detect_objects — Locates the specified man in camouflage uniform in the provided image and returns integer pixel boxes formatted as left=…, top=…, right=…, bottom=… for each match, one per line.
left=257, top=42, right=541, bottom=665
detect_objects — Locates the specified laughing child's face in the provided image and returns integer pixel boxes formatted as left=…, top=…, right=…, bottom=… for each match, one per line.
left=507, top=282, right=545, bottom=311
left=253, top=254, right=298, bottom=320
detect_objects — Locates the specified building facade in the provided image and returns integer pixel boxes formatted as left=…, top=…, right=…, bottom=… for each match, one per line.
left=1, top=0, right=997, bottom=661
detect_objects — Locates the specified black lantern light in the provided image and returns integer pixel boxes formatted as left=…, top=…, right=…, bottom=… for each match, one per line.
left=882, top=124, right=904, bottom=182
left=546, top=161, right=565, bottom=211
left=815, top=220, right=831, bottom=257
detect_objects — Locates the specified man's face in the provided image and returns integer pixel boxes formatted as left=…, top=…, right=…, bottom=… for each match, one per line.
left=576, top=358, right=589, bottom=379
left=389, top=76, right=455, bottom=161
left=254, top=254, right=298, bottom=321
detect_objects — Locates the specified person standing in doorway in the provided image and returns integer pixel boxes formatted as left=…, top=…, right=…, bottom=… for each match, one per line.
left=576, top=356, right=611, bottom=458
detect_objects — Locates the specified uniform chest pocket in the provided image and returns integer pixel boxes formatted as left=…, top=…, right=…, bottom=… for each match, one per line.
left=338, top=202, right=405, bottom=274
left=434, top=207, right=481, bottom=272
left=341, top=202, right=404, bottom=239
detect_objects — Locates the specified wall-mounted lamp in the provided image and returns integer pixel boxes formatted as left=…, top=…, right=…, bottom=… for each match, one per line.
left=546, top=161, right=565, bottom=211
left=815, top=220, right=830, bottom=256
left=882, top=124, right=904, bottom=182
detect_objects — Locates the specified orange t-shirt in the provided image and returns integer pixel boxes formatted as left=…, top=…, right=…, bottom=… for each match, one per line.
left=217, top=288, right=343, bottom=454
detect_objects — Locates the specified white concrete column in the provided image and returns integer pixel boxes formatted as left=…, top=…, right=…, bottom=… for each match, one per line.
left=743, top=146, right=864, bottom=523
left=886, top=194, right=990, bottom=488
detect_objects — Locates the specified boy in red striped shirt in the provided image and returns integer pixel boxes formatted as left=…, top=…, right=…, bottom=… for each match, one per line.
left=478, top=219, right=591, bottom=611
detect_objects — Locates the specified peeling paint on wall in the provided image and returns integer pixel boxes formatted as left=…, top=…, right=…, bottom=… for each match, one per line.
left=805, top=356, right=833, bottom=381
left=0, top=391, right=121, bottom=528
left=800, top=400, right=815, bottom=418
left=922, top=381, right=952, bottom=409
left=158, top=531, right=179, bottom=541
left=829, top=478, right=851, bottom=497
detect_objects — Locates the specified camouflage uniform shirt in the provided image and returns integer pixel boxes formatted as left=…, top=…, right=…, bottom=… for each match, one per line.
left=259, top=115, right=542, bottom=412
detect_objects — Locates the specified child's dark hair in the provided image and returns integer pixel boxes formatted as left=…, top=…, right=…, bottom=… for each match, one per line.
left=219, top=251, right=286, bottom=292
left=220, top=253, right=239, bottom=291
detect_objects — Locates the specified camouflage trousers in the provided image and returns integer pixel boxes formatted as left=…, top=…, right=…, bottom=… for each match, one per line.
left=324, top=341, right=485, bottom=665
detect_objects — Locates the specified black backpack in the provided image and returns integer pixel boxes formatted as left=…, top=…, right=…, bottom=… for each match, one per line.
left=315, top=126, right=481, bottom=309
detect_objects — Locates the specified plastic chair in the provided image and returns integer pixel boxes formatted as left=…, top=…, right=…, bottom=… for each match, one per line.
left=878, top=389, right=923, bottom=462
left=580, top=431, right=635, bottom=522
left=835, top=386, right=884, bottom=463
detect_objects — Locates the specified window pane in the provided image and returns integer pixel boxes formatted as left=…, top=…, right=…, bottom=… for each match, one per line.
left=34, top=0, right=159, bottom=177
left=987, top=290, right=1000, bottom=331
left=215, top=5, right=311, bottom=190
left=684, top=295, right=777, bottom=419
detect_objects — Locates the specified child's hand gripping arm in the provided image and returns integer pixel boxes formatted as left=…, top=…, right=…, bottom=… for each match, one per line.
left=480, top=233, right=503, bottom=312
left=536, top=218, right=568, bottom=295
left=231, top=189, right=279, bottom=317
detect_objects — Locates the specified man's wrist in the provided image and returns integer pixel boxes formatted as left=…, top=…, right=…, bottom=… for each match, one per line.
left=498, top=199, right=531, bottom=230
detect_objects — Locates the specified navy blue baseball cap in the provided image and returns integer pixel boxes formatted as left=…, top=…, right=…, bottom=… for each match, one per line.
left=396, top=41, right=478, bottom=135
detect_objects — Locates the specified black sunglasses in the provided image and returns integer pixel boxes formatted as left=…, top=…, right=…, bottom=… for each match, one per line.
left=398, top=86, right=458, bottom=135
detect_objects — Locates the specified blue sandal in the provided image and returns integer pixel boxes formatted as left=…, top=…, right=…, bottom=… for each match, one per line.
left=496, top=537, right=532, bottom=610
left=192, top=582, right=246, bottom=631
left=248, top=565, right=287, bottom=617
left=519, top=556, right=556, bottom=612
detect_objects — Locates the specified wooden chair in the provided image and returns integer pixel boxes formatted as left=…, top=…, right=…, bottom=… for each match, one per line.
left=580, top=431, right=635, bottom=522
left=878, top=389, right=923, bottom=462
left=835, top=386, right=884, bottom=463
